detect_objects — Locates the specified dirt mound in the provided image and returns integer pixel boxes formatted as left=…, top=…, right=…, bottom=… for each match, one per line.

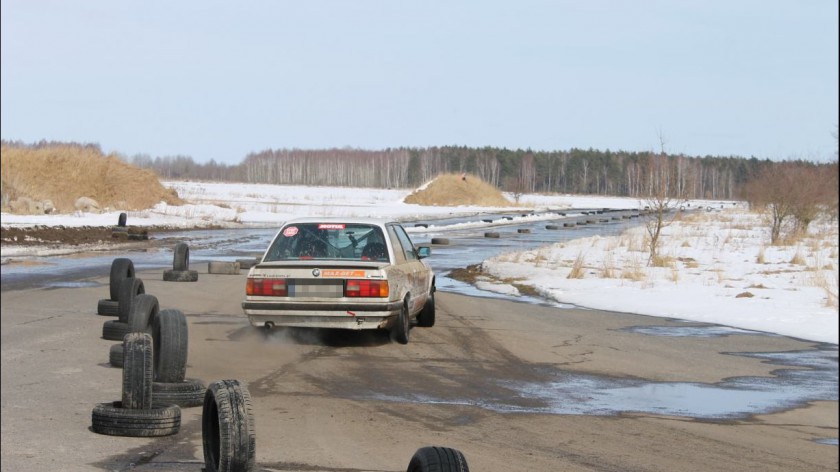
left=404, top=173, right=514, bottom=207
left=1, top=143, right=182, bottom=214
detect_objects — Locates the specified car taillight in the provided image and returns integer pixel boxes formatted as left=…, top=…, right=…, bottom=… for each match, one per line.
left=345, top=279, right=389, bottom=298
left=246, top=277, right=287, bottom=296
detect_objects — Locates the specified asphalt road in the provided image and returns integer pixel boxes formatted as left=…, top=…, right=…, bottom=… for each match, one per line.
left=1, top=265, right=836, bottom=471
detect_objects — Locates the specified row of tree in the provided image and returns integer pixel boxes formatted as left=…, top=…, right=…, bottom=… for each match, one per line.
left=4, top=140, right=837, bottom=208
left=115, top=146, right=836, bottom=202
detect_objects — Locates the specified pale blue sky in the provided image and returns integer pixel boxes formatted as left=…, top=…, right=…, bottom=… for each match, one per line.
left=2, top=1, right=838, bottom=164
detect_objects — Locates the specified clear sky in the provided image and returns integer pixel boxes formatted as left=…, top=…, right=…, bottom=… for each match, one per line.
left=2, top=1, right=838, bottom=165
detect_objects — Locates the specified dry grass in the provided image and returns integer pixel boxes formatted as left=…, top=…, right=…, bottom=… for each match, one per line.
left=601, top=253, right=616, bottom=278
left=621, top=254, right=646, bottom=281
left=404, top=173, right=514, bottom=207
left=789, top=248, right=806, bottom=265
left=811, top=271, right=839, bottom=308
left=1, top=143, right=182, bottom=213
left=567, top=252, right=586, bottom=279
left=650, top=254, right=673, bottom=268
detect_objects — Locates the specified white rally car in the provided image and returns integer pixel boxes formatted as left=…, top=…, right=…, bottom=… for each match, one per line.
left=241, top=218, right=436, bottom=344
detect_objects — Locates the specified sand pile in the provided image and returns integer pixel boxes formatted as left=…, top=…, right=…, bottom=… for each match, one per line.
left=404, top=173, right=513, bottom=207
left=1, top=143, right=182, bottom=214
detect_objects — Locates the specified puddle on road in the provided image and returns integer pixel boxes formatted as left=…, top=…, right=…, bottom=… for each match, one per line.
left=815, top=438, right=839, bottom=446
left=43, top=280, right=101, bottom=289
left=354, top=347, right=838, bottom=420
left=621, top=324, right=782, bottom=338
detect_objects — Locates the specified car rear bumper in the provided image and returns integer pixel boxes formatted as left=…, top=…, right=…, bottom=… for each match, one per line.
left=242, top=300, right=402, bottom=330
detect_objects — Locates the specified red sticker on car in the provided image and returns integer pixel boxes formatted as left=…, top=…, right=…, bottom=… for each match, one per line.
left=318, top=224, right=345, bottom=230
left=283, top=226, right=299, bottom=237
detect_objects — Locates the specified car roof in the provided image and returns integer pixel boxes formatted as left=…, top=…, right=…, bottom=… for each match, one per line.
left=281, top=217, right=398, bottom=227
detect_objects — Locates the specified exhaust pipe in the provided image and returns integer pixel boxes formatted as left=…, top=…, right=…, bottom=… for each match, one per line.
left=264, top=321, right=275, bottom=331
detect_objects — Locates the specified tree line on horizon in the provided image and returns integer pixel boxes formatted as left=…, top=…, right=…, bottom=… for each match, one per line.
left=4, top=140, right=837, bottom=205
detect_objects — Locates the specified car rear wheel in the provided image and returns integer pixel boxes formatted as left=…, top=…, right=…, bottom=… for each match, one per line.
left=391, top=301, right=410, bottom=345
left=417, top=290, right=436, bottom=328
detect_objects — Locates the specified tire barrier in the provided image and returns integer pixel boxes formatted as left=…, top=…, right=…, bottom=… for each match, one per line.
left=208, top=261, right=240, bottom=275
left=414, top=223, right=429, bottom=228
left=117, top=277, right=145, bottom=323
left=127, top=294, right=159, bottom=333
left=153, top=309, right=188, bottom=383
left=122, top=332, right=154, bottom=410
left=153, top=378, right=206, bottom=408
left=202, top=379, right=256, bottom=472
left=93, top=263, right=191, bottom=438
left=109, top=343, right=124, bottom=367
left=517, top=228, right=531, bottom=234
left=407, top=446, right=470, bottom=472
left=91, top=402, right=181, bottom=437
left=545, top=224, right=559, bottom=230
left=563, top=222, right=576, bottom=228
left=102, top=320, right=131, bottom=341
left=173, top=242, right=190, bottom=271
left=109, top=258, right=135, bottom=301
left=484, top=232, right=500, bottom=238
left=118, top=212, right=127, bottom=227
left=430, top=238, right=450, bottom=245
left=97, top=299, right=119, bottom=317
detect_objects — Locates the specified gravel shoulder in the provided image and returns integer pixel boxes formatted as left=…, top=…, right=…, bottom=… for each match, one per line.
left=1, top=266, right=836, bottom=471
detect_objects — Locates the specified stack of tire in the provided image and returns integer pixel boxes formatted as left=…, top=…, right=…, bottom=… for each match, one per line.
left=164, top=242, right=198, bottom=282
left=93, top=258, right=205, bottom=438
left=99, top=258, right=142, bottom=342
left=92, top=332, right=181, bottom=437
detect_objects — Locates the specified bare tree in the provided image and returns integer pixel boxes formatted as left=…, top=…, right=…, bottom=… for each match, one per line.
left=643, top=135, right=686, bottom=265
left=742, top=164, right=797, bottom=245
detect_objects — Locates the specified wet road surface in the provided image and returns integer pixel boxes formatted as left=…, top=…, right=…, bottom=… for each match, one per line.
left=1, top=209, right=837, bottom=470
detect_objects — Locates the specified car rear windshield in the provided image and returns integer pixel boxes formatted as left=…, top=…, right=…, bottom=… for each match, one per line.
left=263, top=223, right=390, bottom=262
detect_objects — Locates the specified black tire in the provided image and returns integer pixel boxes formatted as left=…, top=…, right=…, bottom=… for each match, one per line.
left=109, top=343, right=124, bottom=367
left=109, top=258, right=135, bottom=301
left=545, top=224, right=559, bottom=230
left=484, top=232, right=500, bottom=238
left=97, top=299, right=119, bottom=317
left=417, top=290, right=436, bottom=328
left=117, top=277, right=145, bottom=323
left=91, top=401, right=180, bottom=437
left=102, top=320, right=131, bottom=341
left=430, top=238, right=449, bottom=245
left=163, top=269, right=199, bottom=282
left=202, top=379, right=256, bottom=472
left=127, top=294, right=159, bottom=333
left=122, top=332, right=153, bottom=410
left=407, top=446, right=470, bottom=472
left=517, top=228, right=531, bottom=234
left=118, top=212, right=127, bottom=227
left=153, top=309, right=188, bottom=383
left=153, top=378, right=206, bottom=408
left=390, top=300, right=410, bottom=345
left=173, top=242, right=190, bottom=271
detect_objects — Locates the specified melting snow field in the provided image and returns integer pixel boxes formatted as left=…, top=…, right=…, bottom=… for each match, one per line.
left=1, top=180, right=837, bottom=344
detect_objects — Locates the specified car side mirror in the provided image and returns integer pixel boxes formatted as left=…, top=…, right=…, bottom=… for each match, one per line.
left=416, top=245, right=431, bottom=259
